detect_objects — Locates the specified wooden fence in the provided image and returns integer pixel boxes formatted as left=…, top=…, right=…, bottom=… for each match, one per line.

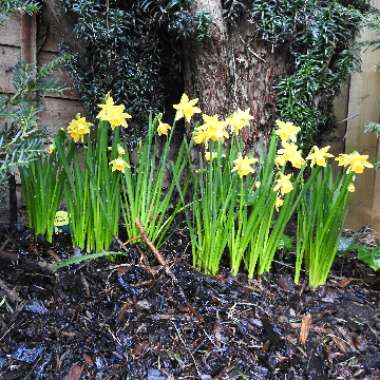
left=334, top=1, right=380, bottom=233
left=0, top=13, right=84, bottom=222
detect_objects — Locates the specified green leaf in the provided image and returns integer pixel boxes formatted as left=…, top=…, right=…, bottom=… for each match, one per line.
left=357, top=245, right=380, bottom=271
left=54, top=251, right=128, bottom=271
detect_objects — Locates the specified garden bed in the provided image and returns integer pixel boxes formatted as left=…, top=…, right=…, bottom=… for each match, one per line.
left=0, top=227, right=379, bottom=379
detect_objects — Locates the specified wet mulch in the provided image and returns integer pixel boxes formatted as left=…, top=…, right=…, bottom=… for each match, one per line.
left=0, top=228, right=379, bottom=379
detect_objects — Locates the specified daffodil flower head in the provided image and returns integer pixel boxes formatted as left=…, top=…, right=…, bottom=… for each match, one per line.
left=336, top=151, right=373, bottom=174
left=157, top=121, right=172, bottom=136
left=232, top=153, right=258, bottom=177
left=97, top=94, right=132, bottom=129
left=67, top=113, right=93, bottom=143
left=275, top=197, right=284, bottom=210
left=277, top=142, right=305, bottom=169
left=275, top=120, right=301, bottom=143
left=193, top=124, right=209, bottom=145
left=201, top=114, right=229, bottom=143
left=205, top=151, right=225, bottom=161
left=274, top=173, right=293, bottom=195
left=307, top=145, right=334, bottom=167
left=227, top=108, right=253, bottom=134
left=205, top=151, right=215, bottom=161
left=47, top=144, right=55, bottom=155
left=110, top=157, right=129, bottom=173
left=173, top=93, right=201, bottom=122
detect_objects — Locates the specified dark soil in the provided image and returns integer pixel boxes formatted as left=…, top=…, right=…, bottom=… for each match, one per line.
left=0, top=227, right=379, bottom=380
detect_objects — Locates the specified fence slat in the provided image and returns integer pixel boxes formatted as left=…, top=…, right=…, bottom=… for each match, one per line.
left=345, top=6, right=380, bottom=232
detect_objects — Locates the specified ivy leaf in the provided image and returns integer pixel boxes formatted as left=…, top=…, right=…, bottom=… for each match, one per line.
left=357, top=245, right=380, bottom=271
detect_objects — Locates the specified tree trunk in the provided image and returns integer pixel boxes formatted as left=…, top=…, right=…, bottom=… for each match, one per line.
left=184, top=0, right=291, bottom=146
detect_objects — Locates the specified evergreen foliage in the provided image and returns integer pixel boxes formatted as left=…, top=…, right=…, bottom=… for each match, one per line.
left=63, top=0, right=211, bottom=143
left=222, top=0, right=371, bottom=149
left=63, top=0, right=370, bottom=148
left=0, top=0, right=39, bottom=25
left=0, top=55, right=70, bottom=192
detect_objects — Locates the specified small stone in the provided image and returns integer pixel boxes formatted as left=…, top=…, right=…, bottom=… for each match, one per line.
left=12, top=345, right=44, bottom=363
left=24, top=301, right=48, bottom=315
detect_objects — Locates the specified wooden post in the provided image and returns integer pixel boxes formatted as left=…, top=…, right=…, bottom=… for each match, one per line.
left=21, top=14, right=37, bottom=66
left=344, top=0, right=380, bottom=233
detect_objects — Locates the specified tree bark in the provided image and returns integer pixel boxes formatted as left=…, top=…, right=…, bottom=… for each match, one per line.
left=184, top=0, right=291, bottom=146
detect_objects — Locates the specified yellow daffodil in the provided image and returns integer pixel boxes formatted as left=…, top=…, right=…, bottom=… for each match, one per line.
left=193, top=125, right=209, bottom=145
left=201, top=114, right=229, bottom=142
left=97, top=95, right=132, bottom=129
left=110, top=158, right=129, bottom=173
left=275, top=120, right=301, bottom=143
left=275, top=197, right=284, bottom=210
left=173, top=93, right=201, bottom=122
left=232, top=154, right=258, bottom=177
left=205, top=151, right=216, bottom=161
left=67, top=113, right=92, bottom=143
left=336, top=151, right=373, bottom=174
left=47, top=144, right=55, bottom=155
left=348, top=182, right=356, bottom=192
left=274, top=173, right=293, bottom=195
left=117, top=144, right=125, bottom=156
left=54, top=211, right=69, bottom=227
left=227, top=108, right=253, bottom=134
left=204, top=151, right=225, bottom=161
left=157, top=122, right=172, bottom=136
left=307, top=145, right=334, bottom=167
left=335, top=153, right=351, bottom=167
left=276, top=142, right=305, bottom=169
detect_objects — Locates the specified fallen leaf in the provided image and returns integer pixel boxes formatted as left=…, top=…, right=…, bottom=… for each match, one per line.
left=299, top=313, right=312, bottom=345
left=66, top=364, right=83, bottom=380
left=337, top=278, right=353, bottom=288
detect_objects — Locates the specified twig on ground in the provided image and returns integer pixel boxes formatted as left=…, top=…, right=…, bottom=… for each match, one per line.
left=135, top=219, right=204, bottom=323
left=114, top=236, right=154, bottom=275
left=171, top=321, right=202, bottom=379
